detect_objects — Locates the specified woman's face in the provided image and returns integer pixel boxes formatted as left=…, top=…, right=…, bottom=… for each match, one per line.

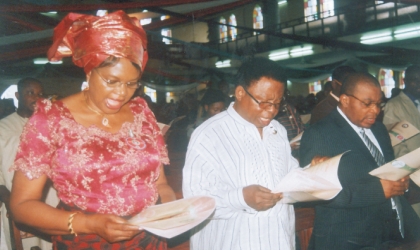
left=86, top=58, right=141, bottom=114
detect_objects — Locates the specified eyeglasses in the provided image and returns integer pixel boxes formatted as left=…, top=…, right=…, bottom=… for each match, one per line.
left=95, top=69, right=141, bottom=89
left=346, top=94, right=385, bottom=109
left=243, top=87, right=285, bottom=110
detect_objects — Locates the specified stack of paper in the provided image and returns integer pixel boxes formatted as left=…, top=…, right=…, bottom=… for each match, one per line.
left=128, top=196, right=215, bottom=238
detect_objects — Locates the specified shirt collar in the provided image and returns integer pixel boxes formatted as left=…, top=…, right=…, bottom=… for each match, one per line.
left=337, top=106, right=366, bottom=133
left=330, top=92, right=339, bottom=101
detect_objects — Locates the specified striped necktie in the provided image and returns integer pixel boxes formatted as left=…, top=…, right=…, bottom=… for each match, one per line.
left=360, top=128, right=404, bottom=238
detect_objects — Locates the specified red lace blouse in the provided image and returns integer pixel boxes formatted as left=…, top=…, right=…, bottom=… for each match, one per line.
left=13, top=97, right=169, bottom=216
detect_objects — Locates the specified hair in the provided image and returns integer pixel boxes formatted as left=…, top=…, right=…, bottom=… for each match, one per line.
left=340, top=72, right=381, bottom=96
left=17, top=77, right=42, bottom=94
left=200, top=89, right=226, bottom=106
left=332, top=65, right=356, bottom=83
left=323, top=81, right=332, bottom=91
left=235, top=57, right=287, bottom=88
left=404, top=65, right=420, bottom=82
left=97, top=56, right=141, bottom=73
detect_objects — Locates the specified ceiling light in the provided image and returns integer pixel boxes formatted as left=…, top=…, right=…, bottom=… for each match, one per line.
left=360, top=32, right=392, bottom=44
left=33, top=58, right=62, bottom=65
left=278, top=1, right=287, bottom=5
left=394, top=26, right=420, bottom=39
left=269, top=51, right=289, bottom=61
left=215, top=60, right=231, bottom=68
left=290, top=46, right=313, bottom=57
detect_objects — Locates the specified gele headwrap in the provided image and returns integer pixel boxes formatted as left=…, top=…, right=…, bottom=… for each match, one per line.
left=47, top=10, right=148, bottom=74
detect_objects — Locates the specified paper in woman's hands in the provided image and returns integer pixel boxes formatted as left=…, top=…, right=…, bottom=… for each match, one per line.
left=272, top=152, right=347, bottom=203
left=369, top=147, right=420, bottom=186
left=128, top=196, right=215, bottom=238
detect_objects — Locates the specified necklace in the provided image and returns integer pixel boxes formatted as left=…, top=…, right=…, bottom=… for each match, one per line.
left=85, top=99, right=111, bottom=128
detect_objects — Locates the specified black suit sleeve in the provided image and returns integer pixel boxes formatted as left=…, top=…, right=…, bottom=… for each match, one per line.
left=300, top=125, right=388, bottom=209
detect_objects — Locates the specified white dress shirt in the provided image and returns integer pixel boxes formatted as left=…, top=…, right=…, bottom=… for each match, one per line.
left=183, top=103, right=299, bottom=250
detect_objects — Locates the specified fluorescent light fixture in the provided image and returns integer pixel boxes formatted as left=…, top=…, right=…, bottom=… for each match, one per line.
left=33, top=58, right=62, bottom=65
left=394, top=26, right=420, bottom=39
left=215, top=60, right=231, bottom=68
left=278, top=1, right=287, bottom=5
left=360, top=32, right=392, bottom=44
left=290, top=46, right=313, bottom=57
left=269, top=51, right=289, bottom=61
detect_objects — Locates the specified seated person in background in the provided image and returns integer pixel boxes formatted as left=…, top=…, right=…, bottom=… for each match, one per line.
left=187, top=89, right=226, bottom=137
left=310, top=65, right=356, bottom=125
left=300, top=72, right=420, bottom=249
left=10, top=11, right=175, bottom=249
left=183, top=58, right=300, bottom=249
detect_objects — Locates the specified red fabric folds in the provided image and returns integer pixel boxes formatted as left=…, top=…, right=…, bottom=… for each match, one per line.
left=47, top=10, right=148, bottom=73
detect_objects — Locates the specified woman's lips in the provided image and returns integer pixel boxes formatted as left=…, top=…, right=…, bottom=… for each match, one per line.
left=106, top=99, right=124, bottom=109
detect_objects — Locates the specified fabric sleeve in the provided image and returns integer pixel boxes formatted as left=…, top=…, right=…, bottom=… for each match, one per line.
left=12, top=100, right=54, bottom=179
left=300, top=126, right=387, bottom=208
left=183, top=145, right=255, bottom=220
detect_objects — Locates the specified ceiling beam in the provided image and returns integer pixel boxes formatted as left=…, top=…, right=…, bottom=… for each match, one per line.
left=0, top=45, right=49, bottom=62
left=0, top=0, right=216, bottom=13
left=0, top=14, right=45, bottom=31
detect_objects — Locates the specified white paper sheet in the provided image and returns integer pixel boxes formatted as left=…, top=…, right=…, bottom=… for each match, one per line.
left=128, top=196, right=215, bottom=238
left=369, top=147, right=420, bottom=185
left=272, top=152, right=346, bottom=203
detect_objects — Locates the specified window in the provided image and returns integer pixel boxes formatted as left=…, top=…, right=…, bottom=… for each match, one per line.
left=140, top=18, right=151, bottom=25
left=144, top=86, right=157, bottom=103
left=161, top=28, right=172, bottom=44
left=228, top=14, right=237, bottom=41
left=320, top=0, right=334, bottom=18
left=378, top=69, right=395, bottom=98
left=253, top=5, right=263, bottom=34
left=309, top=81, right=322, bottom=94
left=304, top=0, right=318, bottom=21
left=219, top=17, right=228, bottom=42
left=399, top=71, right=406, bottom=89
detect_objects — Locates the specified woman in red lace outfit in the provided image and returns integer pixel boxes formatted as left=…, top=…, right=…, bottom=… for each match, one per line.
left=10, top=11, right=175, bottom=249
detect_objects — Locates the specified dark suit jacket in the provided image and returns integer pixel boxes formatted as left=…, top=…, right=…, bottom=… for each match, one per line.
left=310, top=93, right=338, bottom=125
left=300, top=108, right=420, bottom=249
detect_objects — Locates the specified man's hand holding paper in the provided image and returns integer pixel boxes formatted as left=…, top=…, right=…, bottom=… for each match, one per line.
left=243, top=185, right=283, bottom=211
left=380, top=177, right=410, bottom=199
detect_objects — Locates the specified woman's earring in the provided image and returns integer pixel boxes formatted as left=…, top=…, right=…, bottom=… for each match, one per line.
left=81, top=81, right=89, bottom=91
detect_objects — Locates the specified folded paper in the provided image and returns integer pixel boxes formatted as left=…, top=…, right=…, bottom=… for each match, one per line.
left=128, top=196, right=215, bottom=238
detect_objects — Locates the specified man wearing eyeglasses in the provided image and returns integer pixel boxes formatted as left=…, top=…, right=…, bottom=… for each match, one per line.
left=183, top=58, right=300, bottom=249
left=300, top=72, right=420, bottom=249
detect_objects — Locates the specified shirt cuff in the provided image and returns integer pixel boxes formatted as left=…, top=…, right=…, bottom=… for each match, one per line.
left=227, top=187, right=256, bottom=214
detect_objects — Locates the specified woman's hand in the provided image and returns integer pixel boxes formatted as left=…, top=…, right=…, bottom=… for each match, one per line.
left=81, top=213, right=141, bottom=243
